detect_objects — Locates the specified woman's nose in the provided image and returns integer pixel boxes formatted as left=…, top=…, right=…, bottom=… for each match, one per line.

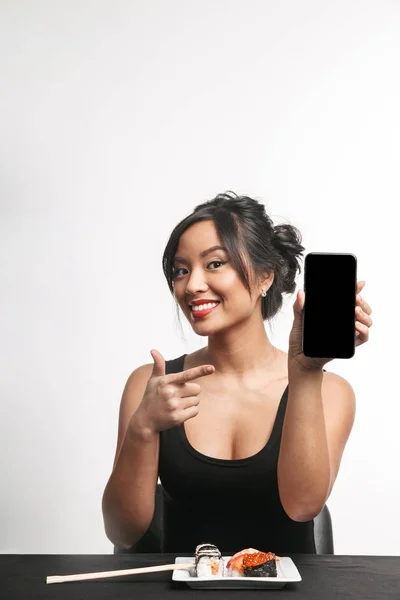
left=185, top=272, right=209, bottom=295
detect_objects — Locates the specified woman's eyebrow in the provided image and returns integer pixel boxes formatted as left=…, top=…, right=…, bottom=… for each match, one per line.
left=173, top=245, right=227, bottom=264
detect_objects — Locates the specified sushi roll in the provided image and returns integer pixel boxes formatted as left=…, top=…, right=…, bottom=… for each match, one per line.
left=195, top=543, right=224, bottom=577
left=242, top=551, right=277, bottom=577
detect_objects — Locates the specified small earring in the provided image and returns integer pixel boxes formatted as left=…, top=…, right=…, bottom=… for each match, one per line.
left=261, top=289, right=267, bottom=297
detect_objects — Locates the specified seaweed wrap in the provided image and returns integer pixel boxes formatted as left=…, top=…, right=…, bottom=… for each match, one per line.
left=242, top=551, right=277, bottom=577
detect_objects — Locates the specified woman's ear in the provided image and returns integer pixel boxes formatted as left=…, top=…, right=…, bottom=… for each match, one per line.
left=260, top=271, right=274, bottom=292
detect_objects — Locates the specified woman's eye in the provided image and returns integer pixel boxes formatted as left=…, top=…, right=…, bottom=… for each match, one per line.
left=173, top=260, right=225, bottom=278
left=209, top=260, right=224, bottom=269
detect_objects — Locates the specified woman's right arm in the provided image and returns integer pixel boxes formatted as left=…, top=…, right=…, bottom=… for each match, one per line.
left=101, top=363, right=158, bottom=550
left=102, top=349, right=214, bottom=550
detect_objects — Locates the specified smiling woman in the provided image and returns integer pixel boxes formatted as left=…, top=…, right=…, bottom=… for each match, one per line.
left=163, top=192, right=304, bottom=324
left=102, top=191, right=371, bottom=556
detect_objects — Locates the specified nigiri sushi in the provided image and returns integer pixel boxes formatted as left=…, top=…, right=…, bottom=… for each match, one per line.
left=243, top=551, right=277, bottom=577
left=225, top=548, right=258, bottom=577
left=195, top=543, right=224, bottom=577
left=225, top=548, right=279, bottom=577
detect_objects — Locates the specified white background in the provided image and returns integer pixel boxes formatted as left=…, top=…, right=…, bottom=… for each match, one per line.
left=1, top=0, right=399, bottom=554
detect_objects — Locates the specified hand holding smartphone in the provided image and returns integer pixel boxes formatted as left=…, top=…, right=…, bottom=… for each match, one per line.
left=302, top=253, right=357, bottom=359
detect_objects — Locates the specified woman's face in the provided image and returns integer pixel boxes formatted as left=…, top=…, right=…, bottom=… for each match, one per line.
left=172, top=220, right=269, bottom=333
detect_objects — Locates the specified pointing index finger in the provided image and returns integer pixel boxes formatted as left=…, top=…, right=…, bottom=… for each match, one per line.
left=166, top=365, right=215, bottom=385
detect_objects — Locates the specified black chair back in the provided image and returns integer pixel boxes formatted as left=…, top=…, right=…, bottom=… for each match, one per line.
left=313, top=504, right=334, bottom=554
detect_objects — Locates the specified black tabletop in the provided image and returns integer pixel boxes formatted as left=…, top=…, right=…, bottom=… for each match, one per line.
left=1, top=553, right=400, bottom=599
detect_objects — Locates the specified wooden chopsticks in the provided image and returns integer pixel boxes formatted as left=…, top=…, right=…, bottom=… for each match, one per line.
left=46, top=561, right=193, bottom=584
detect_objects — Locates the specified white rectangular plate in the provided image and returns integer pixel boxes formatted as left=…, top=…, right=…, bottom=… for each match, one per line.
left=172, top=556, right=302, bottom=589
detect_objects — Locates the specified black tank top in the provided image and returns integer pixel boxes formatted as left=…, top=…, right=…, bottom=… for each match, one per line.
left=159, top=354, right=317, bottom=555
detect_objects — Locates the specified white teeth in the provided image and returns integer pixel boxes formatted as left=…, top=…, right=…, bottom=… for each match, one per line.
left=192, top=302, right=219, bottom=312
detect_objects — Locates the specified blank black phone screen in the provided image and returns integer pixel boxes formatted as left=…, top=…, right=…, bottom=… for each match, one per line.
left=303, top=253, right=357, bottom=359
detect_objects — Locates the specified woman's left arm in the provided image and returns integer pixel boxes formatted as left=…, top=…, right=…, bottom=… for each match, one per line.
left=277, top=367, right=355, bottom=521
left=277, top=281, right=372, bottom=522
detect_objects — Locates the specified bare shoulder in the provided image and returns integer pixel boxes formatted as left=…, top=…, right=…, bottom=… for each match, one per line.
left=120, top=363, right=154, bottom=416
left=112, top=362, right=154, bottom=469
left=124, top=362, right=154, bottom=389
left=322, top=371, right=356, bottom=404
left=321, top=371, right=356, bottom=430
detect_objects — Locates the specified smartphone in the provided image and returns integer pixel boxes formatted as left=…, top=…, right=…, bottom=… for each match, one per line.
left=302, top=253, right=357, bottom=359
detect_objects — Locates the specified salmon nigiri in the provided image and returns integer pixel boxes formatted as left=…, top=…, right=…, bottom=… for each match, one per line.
left=225, top=548, right=259, bottom=575
left=226, top=548, right=281, bottom=577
